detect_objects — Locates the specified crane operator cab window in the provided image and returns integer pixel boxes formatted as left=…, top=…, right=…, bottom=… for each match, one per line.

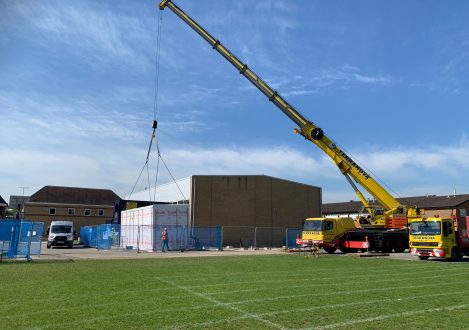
left=303, top=220, right=334, bottom=232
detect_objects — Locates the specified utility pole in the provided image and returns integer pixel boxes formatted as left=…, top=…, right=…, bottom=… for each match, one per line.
left=18, top=186, right=29, bottom=196
left=17, top=186, right=29, bottom=219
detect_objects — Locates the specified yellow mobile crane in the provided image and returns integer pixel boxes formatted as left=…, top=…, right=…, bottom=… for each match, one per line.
left=159, top=0, right=424, bottom=252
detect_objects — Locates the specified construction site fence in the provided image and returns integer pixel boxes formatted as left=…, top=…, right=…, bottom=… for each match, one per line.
left=80, top=225, right=302, bottom=251
left=0, top=220, right=44, bottom=261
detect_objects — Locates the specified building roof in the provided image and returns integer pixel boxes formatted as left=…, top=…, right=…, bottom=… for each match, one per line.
left=127, top=177, right=190, bottom=203
left=323, top=194, right=469, bottom=214
left=0, top=195, right=7, bottom=206
left=29, top=186, right=120, bottom=205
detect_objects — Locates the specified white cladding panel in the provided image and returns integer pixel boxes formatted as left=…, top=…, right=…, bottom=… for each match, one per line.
left=120, top=204, right=189, bottom=251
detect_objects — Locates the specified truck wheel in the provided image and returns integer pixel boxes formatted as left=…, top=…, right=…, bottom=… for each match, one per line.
left=418, top=256, right=429, bottom=260
left=323, top=247, right=336, bottom=254
left=450, top=247, right=462, bottom=261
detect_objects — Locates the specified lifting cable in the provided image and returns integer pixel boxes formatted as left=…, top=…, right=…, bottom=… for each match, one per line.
left=128, top=9, right=186, bottom=202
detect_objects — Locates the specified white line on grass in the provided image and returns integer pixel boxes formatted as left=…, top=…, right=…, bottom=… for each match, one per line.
left=180, top=267, right=464, bottom=290
left=224, top=278, right=468, bottom=306
left=34, top=304, right=214, bottom=330
left=182, top=272, right=469, bottom=291
left=30, top=284, right=468, bottom=329
left=156, top=276, right=288, bottom=330
left=159, top=290, right=469, bottom=329
left=310, top=304, right=469, bottom=330
left=156, top=262, right=430, bottom=281
left=156, top=262, right=453, bottom=283
left=202, top=272, right=467, bottom=296
left=4, top=263, right=460, bottom=310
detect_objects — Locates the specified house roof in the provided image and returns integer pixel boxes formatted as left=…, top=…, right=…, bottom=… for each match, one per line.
left=0, top=195, right=7, bottom=206
left=29, top=186, right=120, bottom=205
left=323, top=194, right=469, bottom=214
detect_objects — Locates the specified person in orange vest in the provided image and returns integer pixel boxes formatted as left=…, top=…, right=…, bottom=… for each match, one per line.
left=161, top=227, right=169, bottom=252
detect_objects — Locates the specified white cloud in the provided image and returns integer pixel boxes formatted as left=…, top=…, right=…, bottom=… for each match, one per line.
left=2, top=139, right=469, bottom=204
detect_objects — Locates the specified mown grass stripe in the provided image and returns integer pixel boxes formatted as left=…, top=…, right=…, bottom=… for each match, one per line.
left=225, top=279, right=468, bottom=305
left=158, top=290, right=469, bottom=329
left=310, top=304, right=469, bottom=330
left=183, top=268, right=466, bottom=290
left=3, top=261, right=457, bottom=310
left=156, top=276, right=288, bottom=330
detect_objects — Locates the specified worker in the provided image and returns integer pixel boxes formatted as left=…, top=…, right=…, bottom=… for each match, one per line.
left=161, top=227, right=169, bottom=252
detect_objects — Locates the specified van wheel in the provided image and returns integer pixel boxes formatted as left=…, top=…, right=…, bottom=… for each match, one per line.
left=47, top=243, right=52, bottom=249
left=323, top=247, right=336, bottom=254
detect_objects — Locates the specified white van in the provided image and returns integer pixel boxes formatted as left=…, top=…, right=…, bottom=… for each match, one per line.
left=47, top=220, right=74, bottom=248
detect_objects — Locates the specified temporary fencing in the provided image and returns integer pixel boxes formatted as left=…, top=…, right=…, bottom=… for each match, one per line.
left=120, top=225, right=222, bottom=251
left=80, top=224, right=301, bottom=251
left=254, top=227, right=285, bottom=248
left=222, top=226, right=256, bottom=248
left=80, top=224, right=120, bottom=249
left=285, top=228, right=302, bottom=249
left=0, top=220, right=44, bottom=260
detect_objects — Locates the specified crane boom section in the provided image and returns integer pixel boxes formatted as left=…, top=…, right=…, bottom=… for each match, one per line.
left=159, top=0, right=402, bottom=215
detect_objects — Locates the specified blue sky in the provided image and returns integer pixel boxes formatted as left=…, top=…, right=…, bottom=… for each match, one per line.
left=1, top=0, right=469, bottom=203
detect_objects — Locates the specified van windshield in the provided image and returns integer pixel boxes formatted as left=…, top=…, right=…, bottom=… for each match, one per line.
left=51, top=225, right=72, bottom=234
left=410, top=221, right=441, bottom=235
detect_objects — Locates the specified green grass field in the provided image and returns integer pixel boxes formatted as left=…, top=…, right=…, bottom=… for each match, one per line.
left=1, top=254, right=468, bottom=329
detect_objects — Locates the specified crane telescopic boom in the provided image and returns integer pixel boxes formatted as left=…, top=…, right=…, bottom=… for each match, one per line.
left=159, top=0, right=421, bottom=227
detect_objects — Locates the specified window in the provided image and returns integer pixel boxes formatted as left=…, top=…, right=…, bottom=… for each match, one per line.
left=51, top=225, right=72, bottom=234
left=410, top=221, right=441, bottom=235
left=49, top=208, right=56, bottom=215
left=68, top=208, right=75, bottom=215
left=459, top=209, right=467, bottom=218
left=84, top=209, right=91, bottom=216
left=323, top=220, right=334, bottom=231
left=98, top=209, right=104, bottom=216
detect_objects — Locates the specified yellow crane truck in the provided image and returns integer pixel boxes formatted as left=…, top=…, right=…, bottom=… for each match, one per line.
left=409, top=216, right=469, bottom=260
left=159, top=0, right=424, bottom=253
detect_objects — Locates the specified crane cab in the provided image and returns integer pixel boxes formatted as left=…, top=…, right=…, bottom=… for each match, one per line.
left=302, top=217, right=358, bottom=253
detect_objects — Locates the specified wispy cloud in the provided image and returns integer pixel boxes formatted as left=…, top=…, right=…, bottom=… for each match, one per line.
left=2, top=1, right=156, bottom=71
left=266, top=64, right=393, bottom=97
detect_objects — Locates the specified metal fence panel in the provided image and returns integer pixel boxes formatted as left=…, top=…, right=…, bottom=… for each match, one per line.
left=96, top=224, right=121, bottom=250
left=186, top=226, right=222, bottom=250
left=254, top=227, right=285, bottom=248
left=80, top=226, right=98, bottom=248
left=222, top=226, right=255, bottom=248
left=285, top=228, right=302, bottom=249
left=0, top=220, right=43, bottom=260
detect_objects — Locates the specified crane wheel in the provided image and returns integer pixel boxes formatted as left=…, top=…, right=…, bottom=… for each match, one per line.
left=323, top=247, right=336, bottom=254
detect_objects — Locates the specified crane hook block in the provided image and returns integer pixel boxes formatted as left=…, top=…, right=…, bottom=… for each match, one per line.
left=311, top=127, right=324, bottom=140
left=152, top=120, right=158, bottom=129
